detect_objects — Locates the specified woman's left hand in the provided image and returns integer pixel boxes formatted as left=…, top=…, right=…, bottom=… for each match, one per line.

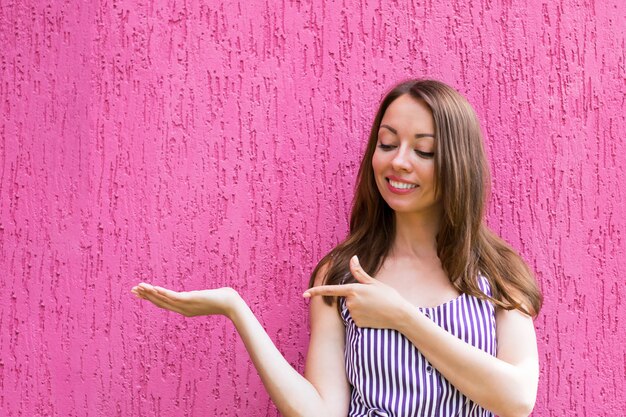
left=303, top=255, right=411, bottom=330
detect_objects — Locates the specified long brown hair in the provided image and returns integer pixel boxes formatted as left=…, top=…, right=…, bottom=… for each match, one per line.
left=309, top=79, right=542, bottom=317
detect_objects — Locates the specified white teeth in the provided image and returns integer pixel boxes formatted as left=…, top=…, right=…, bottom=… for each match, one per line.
left=389, top=180, right=417, bottom=189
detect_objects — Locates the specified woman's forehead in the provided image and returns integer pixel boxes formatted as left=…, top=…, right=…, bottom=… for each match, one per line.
left=379, top=95, right=435, bottom=136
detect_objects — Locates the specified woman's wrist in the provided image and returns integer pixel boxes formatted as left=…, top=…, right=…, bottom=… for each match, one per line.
left=223, top=288, right=247, bottom=321
left=394, top=301, right=421, bottom=334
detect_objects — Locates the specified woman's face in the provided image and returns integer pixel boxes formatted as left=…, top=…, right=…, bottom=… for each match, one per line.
left=372, top=94, right=441, bottom=217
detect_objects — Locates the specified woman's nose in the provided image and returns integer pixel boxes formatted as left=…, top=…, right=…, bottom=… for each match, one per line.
left=391, top=146, right=412, bottom=171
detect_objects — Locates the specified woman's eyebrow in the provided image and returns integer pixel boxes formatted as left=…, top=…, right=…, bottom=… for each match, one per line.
left=380, top=124, right=434, bottom=138
left=380, top=124, right=397, bottom=134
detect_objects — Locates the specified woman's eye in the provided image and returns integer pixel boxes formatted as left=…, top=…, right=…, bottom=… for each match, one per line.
left=415, top=150, right=435, bottom=158
left=377, top=144, right=396, bottom=151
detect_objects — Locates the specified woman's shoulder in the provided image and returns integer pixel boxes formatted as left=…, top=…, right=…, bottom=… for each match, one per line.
left=476, top=273, right=493, bottom=298
left=311, top=260, right=332, bottom=287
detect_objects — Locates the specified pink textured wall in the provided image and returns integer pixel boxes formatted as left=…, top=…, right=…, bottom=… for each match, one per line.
left=1, top=0, right=624, bottom=415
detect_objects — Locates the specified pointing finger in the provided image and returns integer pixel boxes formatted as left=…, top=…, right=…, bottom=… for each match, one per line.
left=303, top=284, right=357, bottom=298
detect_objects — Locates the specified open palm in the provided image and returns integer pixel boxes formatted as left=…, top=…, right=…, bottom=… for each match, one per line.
left=131, top=283, right=241, bottom=318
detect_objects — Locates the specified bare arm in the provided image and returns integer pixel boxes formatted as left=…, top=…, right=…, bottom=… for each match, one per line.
left=131, top=273, right=349, bottom=417
left=394, top=301, right=538, bottom=417
left=304, top=256, right=539, bottom=417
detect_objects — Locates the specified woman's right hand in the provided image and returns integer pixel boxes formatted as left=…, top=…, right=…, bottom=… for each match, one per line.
left=131, top=270, right=351, bottom=417
left=131, top=283, right=242, bottom=319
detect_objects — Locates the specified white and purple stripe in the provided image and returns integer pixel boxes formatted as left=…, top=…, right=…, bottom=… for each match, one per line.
left=342, top=276, right=497, bottom=417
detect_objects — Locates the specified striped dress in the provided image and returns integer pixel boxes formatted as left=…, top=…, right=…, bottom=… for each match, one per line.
left=342, top=276, right=497, bottom=417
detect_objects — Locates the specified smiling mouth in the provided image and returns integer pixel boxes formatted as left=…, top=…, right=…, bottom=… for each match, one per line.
left=387, top=179, right=418, bottom=190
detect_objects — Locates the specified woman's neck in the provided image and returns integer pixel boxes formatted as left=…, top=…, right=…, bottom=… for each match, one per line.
left=391, top=209, right=441, bottom=260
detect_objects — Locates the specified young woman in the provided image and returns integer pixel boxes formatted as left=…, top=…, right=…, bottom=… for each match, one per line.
left=132, top=79, right=542, bottom=417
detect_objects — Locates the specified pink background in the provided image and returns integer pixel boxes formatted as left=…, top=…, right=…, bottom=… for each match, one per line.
left=1, top=0, right=624, bottom=416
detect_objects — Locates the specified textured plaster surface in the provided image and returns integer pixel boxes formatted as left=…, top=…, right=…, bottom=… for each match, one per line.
left=1, top=0, right=624, bottom=416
